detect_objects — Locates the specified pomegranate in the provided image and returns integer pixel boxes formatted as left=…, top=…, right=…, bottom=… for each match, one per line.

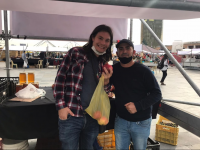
left=103, top=63, right=113, bottom=73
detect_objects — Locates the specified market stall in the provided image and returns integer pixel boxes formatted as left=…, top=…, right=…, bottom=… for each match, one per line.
left=178, top=49, right=200, bottom=69
left=0, top=87, right=116, bottom=140
left=134, top=44, right=165, bottom=54
left=1, top=0, right=200, bottom=149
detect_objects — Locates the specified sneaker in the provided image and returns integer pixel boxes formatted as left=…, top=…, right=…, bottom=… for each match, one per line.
left=161, top=82, right=166, bottom=85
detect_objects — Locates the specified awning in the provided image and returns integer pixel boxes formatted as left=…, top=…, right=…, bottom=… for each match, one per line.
left=1, top=0, right=200, bottom=20
left=10, top=11, right=128, bottom=41
left=178, top=49, right=200, bottom=55
left=134, top=44, right=164, bottom=53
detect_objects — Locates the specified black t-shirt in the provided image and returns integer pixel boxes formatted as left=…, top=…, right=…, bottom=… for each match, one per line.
left=81, top=56, right=99, bottom=110
left=110, top=62, right=162, bottom=122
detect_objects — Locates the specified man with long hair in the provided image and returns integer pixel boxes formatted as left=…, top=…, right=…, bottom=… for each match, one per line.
left=54, top=25, right=113, bottom=150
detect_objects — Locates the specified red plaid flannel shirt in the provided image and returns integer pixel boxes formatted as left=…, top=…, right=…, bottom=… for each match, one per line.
left=54, top=47, right=111, bottom=117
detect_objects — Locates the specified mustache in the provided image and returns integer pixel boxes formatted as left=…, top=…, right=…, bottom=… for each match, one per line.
left=121, top=53, right=129, bottom=57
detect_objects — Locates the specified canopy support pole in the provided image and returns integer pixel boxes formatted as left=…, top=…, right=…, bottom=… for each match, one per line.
left=130, top=19, right=133, bottom=42
left=140, top=19, right=200, bottom=97
left=3, top=10, right=11, bottom=77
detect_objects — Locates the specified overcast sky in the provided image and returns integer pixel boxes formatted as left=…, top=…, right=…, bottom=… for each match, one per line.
left=131, top=18, right=200, bottom=45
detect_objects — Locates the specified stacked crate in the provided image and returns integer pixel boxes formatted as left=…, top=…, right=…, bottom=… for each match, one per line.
left=155, top=115, right=179, bottom=145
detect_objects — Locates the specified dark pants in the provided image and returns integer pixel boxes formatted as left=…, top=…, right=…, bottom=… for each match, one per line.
left=58, top=113, right=99, bottom=150
left=161, top=70, right=167, bottom=82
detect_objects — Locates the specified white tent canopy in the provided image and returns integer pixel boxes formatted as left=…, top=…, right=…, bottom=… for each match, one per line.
left=178, top=49, right=200, bottom=55
left=10, top=11, right=128, bottom=41
left=1, top=0, right=200, bottom=20
left=134, top=44, right=164, bottom=54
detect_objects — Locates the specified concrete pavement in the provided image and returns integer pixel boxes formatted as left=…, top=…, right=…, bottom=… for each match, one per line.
left=1, top=61, right=200, bottom=149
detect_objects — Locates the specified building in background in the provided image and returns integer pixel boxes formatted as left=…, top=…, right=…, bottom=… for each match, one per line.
left=156, top=41, right=200, bottom=51
left=141, top=19, right=163, bottom=48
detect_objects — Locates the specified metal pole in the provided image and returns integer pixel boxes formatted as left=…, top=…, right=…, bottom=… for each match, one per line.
left=11, top=35, right=87, bottom=42
left=4, top=10, right=10, bottom=77
left=140, top=19, right=200, bottom=97
left=130, top=19, right=133, bottom=42
left=162, top=99, right=200, bottom=106
left=190, top=49, right=192, bottom=68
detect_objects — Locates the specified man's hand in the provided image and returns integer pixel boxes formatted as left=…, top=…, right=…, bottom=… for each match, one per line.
left=124, top=102, right=137, bottom=114
left=58, top=107, right=74, bottom=120
left=102, top=67, right=113, bottom=85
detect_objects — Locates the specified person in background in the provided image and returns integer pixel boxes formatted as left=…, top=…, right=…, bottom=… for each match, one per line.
left=54, top=25, right=113, bottom=150
left=108, top=39, right=162, bottom=150
left=39, top=52, right=46, bottom=67
left=160, top=54, right=169, bottom=85
left=60, top=53, right=64, bottom=58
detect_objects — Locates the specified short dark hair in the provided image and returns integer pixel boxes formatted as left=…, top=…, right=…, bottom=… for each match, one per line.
left=83, top=24, right=113, bottom=62
left=163, top=54, right=168, bottom=59
left=116, top=39, right=134, bottom=49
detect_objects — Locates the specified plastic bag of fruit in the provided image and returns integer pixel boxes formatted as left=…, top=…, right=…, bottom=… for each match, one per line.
left=85, top=75, right=110, bottom=125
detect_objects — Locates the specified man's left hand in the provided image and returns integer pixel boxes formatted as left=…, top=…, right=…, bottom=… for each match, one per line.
left=124, top=102, right=137, bottom=114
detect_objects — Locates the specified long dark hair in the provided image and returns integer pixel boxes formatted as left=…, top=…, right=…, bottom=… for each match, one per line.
left=162, top=54, right=168, bottom=60
left=161, top=54, right=168, bottom=64
left=83, top=24, right=113, bottom=62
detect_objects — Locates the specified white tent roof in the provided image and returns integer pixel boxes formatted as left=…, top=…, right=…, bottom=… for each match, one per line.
left=178, top=49, right=200, bottom=55
left=134, top=44, right=164, bottom=54
left=1, top=0, right=200, bottom=20
left=10, top=11, right=128, bottom=41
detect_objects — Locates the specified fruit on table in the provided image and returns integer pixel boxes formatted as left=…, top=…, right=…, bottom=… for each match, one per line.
left=98, top=116, right=109, bottom=125
left=103, top=63, right=113, bottom=73
left=93, top=111, right=102, bottom=119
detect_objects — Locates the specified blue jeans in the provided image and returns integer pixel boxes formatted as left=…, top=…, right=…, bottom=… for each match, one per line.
left=93, top=138, right=103, bottom=150
left=58, top=113, right=99, bottom=150
left=114, top=115, right=152, bottom=150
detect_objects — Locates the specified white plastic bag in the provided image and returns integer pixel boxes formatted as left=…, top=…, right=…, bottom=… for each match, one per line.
left=23, top=61, right=27, bottom=68
left=15, top=83, right=46, bottom=99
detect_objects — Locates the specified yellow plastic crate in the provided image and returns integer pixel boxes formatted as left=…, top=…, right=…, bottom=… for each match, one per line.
left=157, top=115, right=170, bottom=124
left=97, top=129, right=115, bottom=150
left=155, top=116, right=179, bottom=145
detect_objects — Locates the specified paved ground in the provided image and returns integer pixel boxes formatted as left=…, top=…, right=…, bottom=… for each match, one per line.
left=1, top=61, right=200, bottom=149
